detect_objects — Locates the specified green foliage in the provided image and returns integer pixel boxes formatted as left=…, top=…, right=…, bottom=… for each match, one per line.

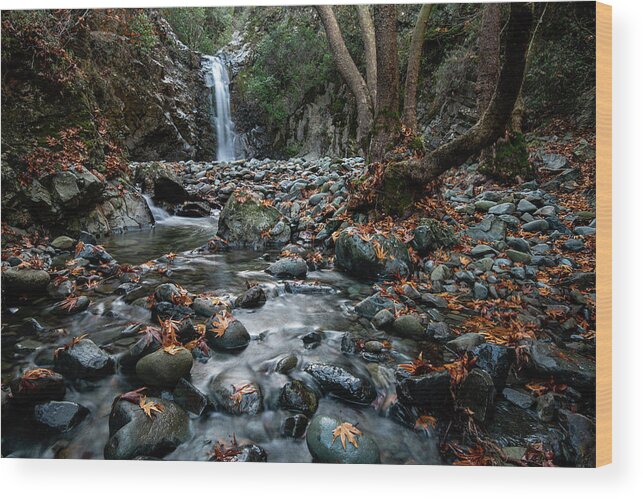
left=161, top=7, right=233, bottom=54
left=129, top=12, right=159, bottom=54
left=523, top=3, right=596, bottom=126
left=240, top=15, right=333, bottom=127
left=479, top=132, right=533, bottom=182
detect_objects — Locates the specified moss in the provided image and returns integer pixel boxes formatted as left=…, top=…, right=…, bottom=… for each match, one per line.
left=479, top=132, right=534, bottom=183
left=379, top=168, right=415, bottom=216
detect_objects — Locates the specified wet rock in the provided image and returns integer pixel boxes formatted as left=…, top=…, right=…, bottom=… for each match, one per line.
left=354, top=293, right=399, bottom=320
left=235, top=285, right=266, bottom=308
left=335, top=228, right=411, bottom=279
left=266, top=257, right=308, bottom=279
left=302, top=331, right=322, bottom=349
left=118, top=335, right=162, bottom=373
left=51, top=236, right=75, bottom=250
left=392, top=314, right=425, bottom=340
left=153, top=283, right=184, bottom=303
left=457, top=368, right=496, bottom=424
left=104, top=398, right=190, bottom=460
left=372, top=309, right=395, bottom=329
left=528, top=342, right=595, bottom=389
left=136, top=162, right=189, bottom=204
left=192, top=296, right=229, bottom=317
left=209, top=443, right=268, bottom=462
left=135, top=347, right=193, bottom=388
left=281, top=414, right=309, bottom=439
left=172, top=378, right=210, bottom=416
left=208, top=372, right=263, bottom=415
left=279, top=380, right=319, bottom=416
left=536, top=392, right=564, bottom=422
left=275, top=354, right=298, bottom=374
left=175, top=201, right=210, bottom=217
left=205, top=316, right=250, bottom=351
left=54, top=339, right=115, bottom=379
left=447, top=333, right=485, bottom=352
left=395, top=370, right=452, bottom=411
left=421, top=293, right=448, bottom=308
left=306, top=415, right=380, bottom=464
left=216, top=192, right=291, bottom=248
left=75, top=243, right=114, bottom=264
left=9, top=370, right=66, bottom=403
left=411, top=218, right=456, bottom=256
left=425, top=322, right=454, bottom=342
left=34, top=400, right=89, bottom=432
left=471, top=343, right=511, bottom=391
left=503, top=388, right=534, bottom=409
left=2, top=268, right=50, bottom=295
left=52, top=295, right=91, bottom=315
left=559, top=409, right=596, bottom=467
left=305, top=363, right=376, bottom=405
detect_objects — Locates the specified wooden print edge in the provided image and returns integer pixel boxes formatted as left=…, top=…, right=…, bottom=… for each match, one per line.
left=596, top=1, right=612, bottom=467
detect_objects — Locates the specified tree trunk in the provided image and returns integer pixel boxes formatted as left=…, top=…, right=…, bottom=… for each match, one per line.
left=378, top=2, right=532, bottom=211
left=476, top=3, right=502, bottom=167
left=356, top=5, right=377, bottom=105
left=369, top=4, right=400, bottom=162
left=316, top=5, right=373, bottom=148
left=401, top=3, right=434, bottom=131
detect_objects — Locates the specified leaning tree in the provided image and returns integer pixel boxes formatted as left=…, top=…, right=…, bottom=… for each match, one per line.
left=316, top=3, right=533, bottom=214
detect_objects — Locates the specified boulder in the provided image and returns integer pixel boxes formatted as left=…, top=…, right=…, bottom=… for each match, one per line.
left=235, top=285, right=266, bottom=308
left=456, top=368, right=496, bottom=424
left=9, top=370, right=66, bottom=403
left=216, top=191, right=291, bottom=248
left=135, top=347, right=193, bottom=388
left=135, top=162, right=189, bottom=204
left=306, top=415, right=380, bottom=464
left=279, top=380, right=319, bottom=416
left=51, top=235, right=75, bottom=250
left=395, top=370, right=452, bottom=411
left=391, top=314, right=425, bottom=340
left=266, top=257, right=308, bottom=279
left=2, top=268, right=50, bottom=295
left=528, top=342, right=595, bottom=389
left=471, top=343, right=511, bottom=391
left=411, top=218, right=456, bottom=256
left=205, top=316, right=250, bottom=351
left=104, top=398, right=190, bottom=460
left=208, top=371, right=263, bottom=415
left=34, top=401, right=89, bottom=432
left=304, top=363, right=376, bottom=405
left=54, top=338, right=114, bottom=379
left=335, top=228, right=411, bottom=279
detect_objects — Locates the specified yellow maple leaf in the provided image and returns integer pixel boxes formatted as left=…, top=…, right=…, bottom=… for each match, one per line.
left=331, top=422, right=362, bottom=450
left=139, top=396, right=164, bottom=418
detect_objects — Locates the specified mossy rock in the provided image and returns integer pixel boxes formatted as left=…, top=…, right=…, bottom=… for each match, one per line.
left=479, top=133, right=534, bottom=182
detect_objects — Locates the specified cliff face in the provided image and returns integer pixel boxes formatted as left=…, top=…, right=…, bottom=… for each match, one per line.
left=1, top=9, right=215, bottom=235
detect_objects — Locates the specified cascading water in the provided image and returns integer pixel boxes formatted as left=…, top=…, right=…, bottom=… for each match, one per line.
left=142, top=194, right=170, bottom=222
left=204, top=55, right=236, bottom=162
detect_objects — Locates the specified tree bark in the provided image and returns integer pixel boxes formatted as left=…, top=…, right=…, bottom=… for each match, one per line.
left=316, top=5, right=373, bottom=147
left=369, top=4, right=400, bottom=162
left=389, top=3, right=533, bottom=185
left=356, top=5, right=377, bottom=106
left=401, top=3, right=434, bottom=131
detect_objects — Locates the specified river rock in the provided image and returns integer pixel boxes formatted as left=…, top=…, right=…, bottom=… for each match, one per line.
left=216, top=191, right=291, bottom=248
left=266, top=257, right=308, bottom=279
left=208, top=371, right=263, bottom=415
left=135, top=347, right=193, bottom=388
left=172, top=378, right=210, bottom=416
left=426, top=321, right=454, bottom=342
left=54, top=338, right=115, bottom=379
left=9, top=370, right=66, bottom=403
left=75, top=243, right=114, bottom=264
left=392, top=314, right=425, bottom=340
left=528, top=342, right=595, bottom=389
left=52, top=295, right=91, bottom=315
left=354, top=293, right=399, bottom=319
left=279, top=380, right=319, bottom=416
left=522, top=219, right=550, bottom=233
left=411, top=218, right=456, bottom=256
left=372, top=309, right=395, bottom=329
left=456, top=368, right=496, bottom=424
left=104, top=398, right=191, bottom=460
left=281, top=414, right=309, bottom=439
left=396, top=370, right=452, bottom=411
left=235, top=285, right=266, bottom=308
left=334, top=228, right=411, bottom=279
left=205, top=316, right=250, bottom=351
left=34, top=400, right=89, bottom=432
left=304, top=363, right=376, bottom=405
left=471, top=343, right=511, bottom=391
left=466, top=216, right=506, bottom=242
left=51, top=235, right=75, bottom=250
left=559, top=409, right=596, bottom=467
left=135, top=162, right=189, bottom=203
left=2, top=268, right=51, bottom=295
left=306, top=415, right=380, bottom=464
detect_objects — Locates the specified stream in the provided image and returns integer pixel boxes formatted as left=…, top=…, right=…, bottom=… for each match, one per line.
left=2, top=214, right=441, bottom=463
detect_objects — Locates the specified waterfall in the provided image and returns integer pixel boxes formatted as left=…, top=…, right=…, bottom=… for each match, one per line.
left=204, top=55, right=236, bottom=162
left=142, top=194, right=170, bottom=223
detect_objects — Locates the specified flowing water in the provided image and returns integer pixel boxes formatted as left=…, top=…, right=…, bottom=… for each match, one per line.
left=204, top=56, right=237, bottom=162
left=2, top=215, right=440, bottom=463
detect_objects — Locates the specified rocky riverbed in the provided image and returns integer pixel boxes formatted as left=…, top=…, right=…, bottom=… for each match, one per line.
left=1, top=138, right=597, bottom=466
